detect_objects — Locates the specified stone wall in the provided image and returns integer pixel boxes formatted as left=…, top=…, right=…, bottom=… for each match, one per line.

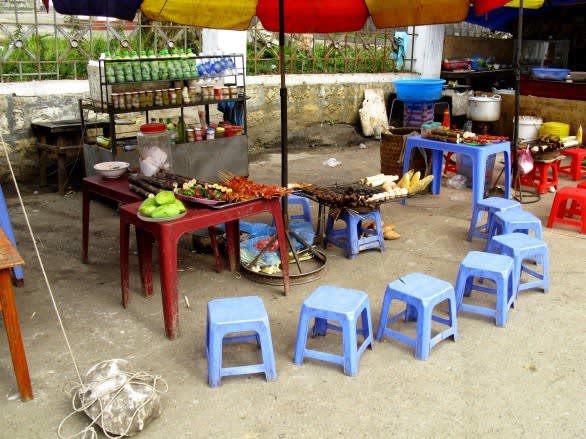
left=0, top=74, right=409, bottom=184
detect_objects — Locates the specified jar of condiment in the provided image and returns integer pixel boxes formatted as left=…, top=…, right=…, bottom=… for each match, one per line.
left=132, top=92, right=140, bottom=109
left=188, top=86, right=197, bottom=102
left=222, top=87, right=230, bottom=99
left=162, top=89, right=170, bottom=106
left=186, top=128, right=195, bottom=142
left=154, top=90, right=163, bottom=106
left=124, top=92, right=133, bottom=109
left=182, top=86, right=190, bottom=104
left=169, top=88, right=177, bottom=105
left=111, top=93, right=120, bottom=109
left=145, top=90, right=154, bottom=107
left=194, top=127, right=203, bottom=141
left=229, top=86, right=238, bottom=98
left=213, top=87, right=223, bottom=101
left=175, top=88, right=183, bottom=105
left=139, top=91, right=147, bottom=108
left=206, top=127, right=215, bottom=140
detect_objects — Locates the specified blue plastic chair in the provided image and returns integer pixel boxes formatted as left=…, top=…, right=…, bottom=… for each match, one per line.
left=376, top=272, right=458, bottom=360
left=487, top=209, right=543, bottom=247
left=0, top=185, right=24, bottom=283
left=205, top=296, right=277, bottom=387
left=293, top=285, right=373, bottom=376
left=324, top=208, right=384, bottom=259
left=487, top=233, right=549, bottom=295
left=467, top=197, right=521, bottom=242
left=455, top=251, right=515, bottom=327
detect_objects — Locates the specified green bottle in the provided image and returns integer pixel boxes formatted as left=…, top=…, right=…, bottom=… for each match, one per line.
left=176, top=116, right=186, bottom=144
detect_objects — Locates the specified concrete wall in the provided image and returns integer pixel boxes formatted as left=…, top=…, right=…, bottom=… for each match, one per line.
left=0, top=74, right=414, bottom=184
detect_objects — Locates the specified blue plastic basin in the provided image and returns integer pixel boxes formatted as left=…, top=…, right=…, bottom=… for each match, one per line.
left=393, top=79, right=446, bottom=102
left=531, top=68, right=569, bottom=81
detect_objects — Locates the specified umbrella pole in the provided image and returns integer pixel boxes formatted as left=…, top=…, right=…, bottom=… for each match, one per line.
left=279, top=0, right=288, bottom=217
left=512, top=0, right=524, bottom=184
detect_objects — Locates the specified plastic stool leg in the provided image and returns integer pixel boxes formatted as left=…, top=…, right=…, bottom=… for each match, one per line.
left=207, top=327, right=224, bottom=388
left=258, top=323, right=277, bottom=381
left=293, top=310, right=311, bottom=365
left=416, top=304, right=431, bottom=360
left=342, top=316, right=359, bottom=376
left=375, top=292, right=392, bottom=341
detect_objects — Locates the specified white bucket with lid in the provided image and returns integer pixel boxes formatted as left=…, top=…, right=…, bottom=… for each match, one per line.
left=516, top=116, right=543, bottom=141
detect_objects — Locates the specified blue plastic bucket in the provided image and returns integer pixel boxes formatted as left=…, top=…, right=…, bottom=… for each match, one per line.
left=393, top=79, right=446, bottom=102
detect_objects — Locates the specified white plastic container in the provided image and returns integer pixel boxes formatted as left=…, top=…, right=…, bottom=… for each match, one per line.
left=137, top=123, right=171, bottom=176
left=516, top=116, right=543, bottom=141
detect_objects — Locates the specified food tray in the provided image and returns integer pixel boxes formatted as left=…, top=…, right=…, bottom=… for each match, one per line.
left=176, top=193, right=225, bottom=206
left=177, top=193, right=260, bottom=209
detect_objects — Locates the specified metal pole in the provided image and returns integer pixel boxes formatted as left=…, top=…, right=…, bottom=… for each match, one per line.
left=512, top=0, right=524, bottom=183
left=279, top=0, right=288, bottom=217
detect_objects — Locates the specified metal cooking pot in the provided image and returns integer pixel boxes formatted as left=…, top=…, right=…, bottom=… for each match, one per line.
left=467, top=94, right=501, bottom=122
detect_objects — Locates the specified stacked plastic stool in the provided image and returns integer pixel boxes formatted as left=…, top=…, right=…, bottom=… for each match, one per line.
left=559, top=147, right=586, bottom=181
left=546, top=186, right=586, bottom=234
left=375, top=272, right=458, bottom=360
left=205, top=296, right=277, bottom=387
left=324, top=208, right=384, bottom=259
left=0, top=185, right=24, bottom=284
left=487, top=209, right=543, bottom=247
left=487, top=233, right=549, bottom=294
left=293, top=285, right=373, bottom=376
left=455, top=251, right=516, bottom=327
left=467, top=197, right=521, bottom=242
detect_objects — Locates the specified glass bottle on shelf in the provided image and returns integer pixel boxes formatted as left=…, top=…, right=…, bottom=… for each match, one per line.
left=176, top=116, right=186, bottom=144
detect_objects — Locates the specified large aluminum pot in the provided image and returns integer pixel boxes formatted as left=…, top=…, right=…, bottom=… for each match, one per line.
left=467, top=94, right=502, bottom=122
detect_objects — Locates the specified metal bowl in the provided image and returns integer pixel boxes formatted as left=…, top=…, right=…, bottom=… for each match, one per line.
left=93, top=161, right=129, bottom=178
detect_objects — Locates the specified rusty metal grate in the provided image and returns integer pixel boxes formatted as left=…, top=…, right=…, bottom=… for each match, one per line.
left=0, top=1, right=413, bottom=82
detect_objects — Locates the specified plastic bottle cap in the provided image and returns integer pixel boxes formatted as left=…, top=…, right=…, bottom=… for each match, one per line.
left=140, top=123, right=167, bottom=133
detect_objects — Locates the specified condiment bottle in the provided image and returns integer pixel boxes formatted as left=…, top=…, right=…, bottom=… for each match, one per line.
left=577, top=124, right=583, bottom=144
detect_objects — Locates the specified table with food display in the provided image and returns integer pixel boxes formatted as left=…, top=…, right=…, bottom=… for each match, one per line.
left=399, top=127, right=512, bottom=210
left=83, top=166, right=290, bottom=340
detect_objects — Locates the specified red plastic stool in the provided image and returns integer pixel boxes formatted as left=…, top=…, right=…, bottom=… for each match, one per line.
left=518, top=158, right=561, bottom=194
left=443, top=152, right=457, bottom=175
left=567, top=181, right=586, bottom=217
left=546, top=187, right=586, bottom=234
left=559, top=148, right=586, bottom=181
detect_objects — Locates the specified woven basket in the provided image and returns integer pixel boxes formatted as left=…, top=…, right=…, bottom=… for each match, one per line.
left=380, top=127, right=429, bottom=177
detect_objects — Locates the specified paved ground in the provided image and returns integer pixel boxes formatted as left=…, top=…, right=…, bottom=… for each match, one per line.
left=1, top=139, right=585, bottom=438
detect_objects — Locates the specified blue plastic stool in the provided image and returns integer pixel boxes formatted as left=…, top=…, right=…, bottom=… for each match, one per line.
left=206, top=296, right=277, bottom=387
left=0, top=185, right=24, bottom=284
left=293, top=286, right=373, bottom=376
left=486, top=209, right=543, bottom=247
left=467, top=197, right=521, bottom=242
left=455, top=251, right=515, bottom=327
left=487, top=233, right=549, bottom=294
left=272, top=194, right=313, bottom=227
left=375, top=272, right=458, bottom=360
left=324, top=208, right=384, bottom=259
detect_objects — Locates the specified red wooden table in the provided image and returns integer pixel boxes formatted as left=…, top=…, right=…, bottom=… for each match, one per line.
left=119, top=198, right=291, bottom=340
left=82, top=174, right=141, bottom=264
left=0, top=229, right=33, bottom=401
left=82, top=175, right=223, bottom=300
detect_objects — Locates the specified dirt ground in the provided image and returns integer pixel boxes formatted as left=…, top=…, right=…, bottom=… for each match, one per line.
left=1, top=136, right=585, bottom=438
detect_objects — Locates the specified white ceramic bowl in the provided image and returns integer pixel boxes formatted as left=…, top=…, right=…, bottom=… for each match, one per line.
left=93, top=161, right=129, bottom=178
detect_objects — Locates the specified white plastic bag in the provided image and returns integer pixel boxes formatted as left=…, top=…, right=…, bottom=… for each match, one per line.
left=358, top=89, right=389, bottom=137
